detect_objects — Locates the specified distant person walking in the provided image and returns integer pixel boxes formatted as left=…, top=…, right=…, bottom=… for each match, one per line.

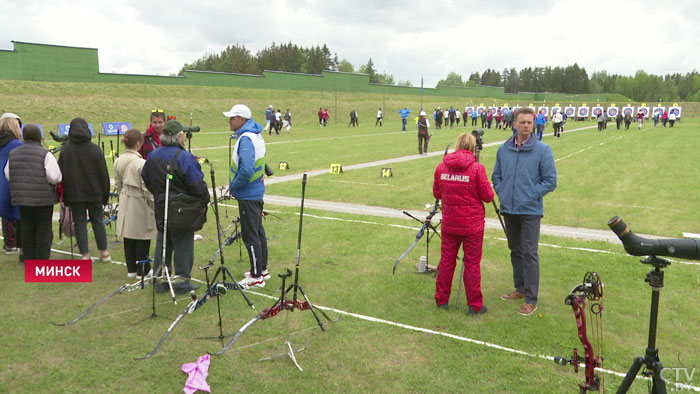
left=615, top=112, right=623, bottom=130
left=349, top=108, right=359, bottom=127
left=318, top=108, right=323, bottom=127
left=399, top=108, right=411, bottom=131
left=283, top=109, right=292, bottom=133
left=263, top=105, right=273, bottom=133
left=417, top=111, right=430, bottom=155
left=375, top=108, right=382, bottom=127
left=492, top=107, right=557, bottom=316
left=668, top=111, right=676, bottom=127
left=322, top=108, right=329, bottom=126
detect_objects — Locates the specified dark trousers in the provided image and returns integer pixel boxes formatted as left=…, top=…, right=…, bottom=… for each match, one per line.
left=472, top=117, right=477, bottom=126
left=503, top=214, right=541, bottom=305
left=375, top=117, right=382, bottom=126
left=2, top=217, right=20, bottom=248
left=71, top=201, right=107, bottom=254
left=19, top=206, right=53, bottom=260
left=401, top=119, right=407, bottom=131
left=154, top=229, right=193, bottom=279
left=239, top=199, right=268, bottom=278
left=124, top=238, right=151, bottom=275
left=418, top=133, right=429, bottom=154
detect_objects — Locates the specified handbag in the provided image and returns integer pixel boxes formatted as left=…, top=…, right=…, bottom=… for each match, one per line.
left=166, top=150, right=208, bottom=232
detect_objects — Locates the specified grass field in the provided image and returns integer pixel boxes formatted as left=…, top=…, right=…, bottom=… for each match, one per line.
left=1, top=80, right=699, bottom=393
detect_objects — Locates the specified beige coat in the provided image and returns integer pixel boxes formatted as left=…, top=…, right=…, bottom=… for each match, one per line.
left=114, top=150, right=157, bottom=240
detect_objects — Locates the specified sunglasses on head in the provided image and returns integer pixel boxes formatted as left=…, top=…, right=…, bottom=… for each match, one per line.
left=151, top=109, right=164, bottom=113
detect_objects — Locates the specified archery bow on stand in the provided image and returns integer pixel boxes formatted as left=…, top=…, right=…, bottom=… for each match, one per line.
left=216, top=174, right=340, bottom=368
left=392, top=143, right=451, bottom=275
left=136, top=156, right=255, bottom=360
left=555, top=272, right=605, bottom=393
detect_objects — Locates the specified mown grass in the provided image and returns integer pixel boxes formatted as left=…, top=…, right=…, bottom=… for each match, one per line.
left=0, top=80, right=698, bottom=393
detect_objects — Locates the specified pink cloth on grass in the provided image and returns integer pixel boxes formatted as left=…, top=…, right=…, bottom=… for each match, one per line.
left=182, top=354, right=211, bottom=393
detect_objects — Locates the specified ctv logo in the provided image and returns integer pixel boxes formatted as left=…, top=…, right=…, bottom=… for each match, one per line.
left=25, top=260, right=92, bottom=283
left=661, top=367, right=697, bottom=391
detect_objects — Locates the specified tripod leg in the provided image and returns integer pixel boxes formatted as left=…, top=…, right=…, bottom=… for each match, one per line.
left=297, top=285, right=342, bottom=329
left=616, top=356, right=644, bottom=394
left=651, top=360, right=667, bottom=394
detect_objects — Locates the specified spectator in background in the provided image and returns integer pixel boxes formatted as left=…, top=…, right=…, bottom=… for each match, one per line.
left=283, top=109, right=292, bottom=134
left=399, top=107, right=411, bottom=131
left=263, top=105, right=273, bottom=133
left=139, top=109, right=166, bottom=159
left=317, top=107, right=323, bottom=127
left=0, top=114, right=24, bottom=260
left=322, top=108, right=329, bottom=126
left=349, top=108, right=359, bottom=127
left=417, top=111, right=430, bottom=155
left=114, top=129, right=156, bottom=278
left=6, top=124, right=61, bottom=261
left=375, top=108, right=382, bottom=127
left=58, top=118, right=111, bottom=261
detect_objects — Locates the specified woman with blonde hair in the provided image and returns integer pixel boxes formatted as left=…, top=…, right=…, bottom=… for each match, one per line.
left=113, top=129, right=156, bottom=277
left=0, top=115, right=24, bottom=260
left=432, top=132, right=494, bottom=314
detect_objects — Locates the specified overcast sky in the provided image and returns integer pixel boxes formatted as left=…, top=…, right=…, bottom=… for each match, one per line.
left=3, top=0, right=698, bottom=87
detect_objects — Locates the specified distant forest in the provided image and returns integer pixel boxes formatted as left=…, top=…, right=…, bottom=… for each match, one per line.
left=181, top=42, right=700, bottom=101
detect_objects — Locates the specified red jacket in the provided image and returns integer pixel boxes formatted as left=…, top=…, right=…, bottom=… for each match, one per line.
left=433, top=150, right=494, bottom=235
left=138, top=124, right=161, bottom=159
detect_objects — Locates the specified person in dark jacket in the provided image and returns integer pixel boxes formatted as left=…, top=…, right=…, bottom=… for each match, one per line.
left=433, top=133, right=494, bottom=314
left=417, top=111, right=430, bottom=155
left=224, top=104, right=268, bottom=289
left=0, top=115, right=24, bottom=259
left=142, top=120, right=208, bottom=295
left=138, top=109, right=166, bottom=159
left=492, top=107, right=557, bottom=316
left=6, top=124, right=62, bottom=260
left=58, top=118, right=111, bottom=261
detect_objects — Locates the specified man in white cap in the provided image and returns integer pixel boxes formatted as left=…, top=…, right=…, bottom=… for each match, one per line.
left=223, top=104, right=269, bottom=289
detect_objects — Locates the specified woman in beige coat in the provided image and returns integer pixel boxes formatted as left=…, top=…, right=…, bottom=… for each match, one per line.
left=114, top=129, right=157, bottom=278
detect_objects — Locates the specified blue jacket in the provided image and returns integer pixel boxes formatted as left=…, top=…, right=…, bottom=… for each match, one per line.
left=0, top=132, right=22, bottom=221
left=398, top=108, right=411, bottom=119
left=230, top=118, right=265, bottom=200
left=535, top=113, right=547, bottom=125
left=492, top=135, right=557, bottom=216
left=265, top=108, right=273, bottom=121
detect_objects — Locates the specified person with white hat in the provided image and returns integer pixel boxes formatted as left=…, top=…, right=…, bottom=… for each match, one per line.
left=223, top=104, right=269, bottom=289
left=417, top=110, right=431, bottom=155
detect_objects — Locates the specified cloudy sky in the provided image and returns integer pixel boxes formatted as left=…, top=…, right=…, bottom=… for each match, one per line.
left=3, top=0, right=698, bottom=87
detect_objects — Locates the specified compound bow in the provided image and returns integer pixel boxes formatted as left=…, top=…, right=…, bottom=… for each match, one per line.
left=555, top=272, right=605, bottom=393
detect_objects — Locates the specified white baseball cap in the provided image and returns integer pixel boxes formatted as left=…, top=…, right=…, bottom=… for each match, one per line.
left=420, top=111, right=427, bottom=116
left=223, top=104, right=252, bottom=119
left=1, top=112, right=20, bottom=120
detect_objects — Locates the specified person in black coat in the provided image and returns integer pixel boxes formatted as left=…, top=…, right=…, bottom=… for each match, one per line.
left=57, top=118, right=111, bottom=261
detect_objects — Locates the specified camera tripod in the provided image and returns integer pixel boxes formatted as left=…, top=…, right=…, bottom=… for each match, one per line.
left=617, top=255, right=669, bottom=394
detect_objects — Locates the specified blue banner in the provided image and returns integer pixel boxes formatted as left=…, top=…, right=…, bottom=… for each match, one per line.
left=102, top=122, right=131, bottom=136
left=58, top=123, right=94, bottom=135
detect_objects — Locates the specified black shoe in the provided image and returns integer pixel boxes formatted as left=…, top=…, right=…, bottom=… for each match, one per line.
left=437, top=303, right=449, bottom=310
left=174, top=282, right=201, bottom=295
left=468, top=306, right=487, bottom=315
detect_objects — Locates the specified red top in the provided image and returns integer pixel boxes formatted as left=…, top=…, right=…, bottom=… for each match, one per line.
left=433, top=150, right=494, bottom=235
left=138, top=124, right=161, bottom=159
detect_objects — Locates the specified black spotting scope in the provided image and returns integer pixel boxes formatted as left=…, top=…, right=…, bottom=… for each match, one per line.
left=608, top=216, right=700, bottom=261
left=182, top=126, right=200, bottom=133
left=50, top=131, right=70, bottom=143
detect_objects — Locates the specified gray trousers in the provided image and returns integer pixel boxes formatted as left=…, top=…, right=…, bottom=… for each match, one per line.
left=503, top=214, right=541, bottom=305
left=154, top=229, right=194, bottom=280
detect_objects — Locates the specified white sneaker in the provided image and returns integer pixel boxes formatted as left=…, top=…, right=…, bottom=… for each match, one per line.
left=127, top=272, right=137, bottom=278
left=238, top=274, right=265, bottom=289
left=244, top=270, right=271, bottom=281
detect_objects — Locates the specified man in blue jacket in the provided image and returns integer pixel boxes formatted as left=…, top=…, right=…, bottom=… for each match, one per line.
left=398, top=108, right=411, bottom=131
left=142, top=120, right=209, bottom=295
left=492, top=107, right=557, bottom=316
left=534, top=111, right=547, bottom=141
left=224, top=104, right=269, bottom=289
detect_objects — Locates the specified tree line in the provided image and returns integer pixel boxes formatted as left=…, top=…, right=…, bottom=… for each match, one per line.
left=438, top=66, right=700, bottom=102
left=179, top=42, right=412, bottom=86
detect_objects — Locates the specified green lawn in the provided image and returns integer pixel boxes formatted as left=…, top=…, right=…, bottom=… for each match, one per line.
left=1, top=80, right=698, bottom=393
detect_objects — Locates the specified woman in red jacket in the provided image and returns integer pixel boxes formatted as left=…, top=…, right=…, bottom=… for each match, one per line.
left=433, top=133, right=494, bottom=314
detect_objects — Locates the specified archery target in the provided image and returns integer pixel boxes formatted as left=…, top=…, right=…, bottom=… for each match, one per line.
left=488, top=106, right=498, bottom=115
left=577, top=107, right=590, bottom=118
left=477, top=106, right=486, bottom=115
left=551, top=106, right=562, bottom=115
left=622, top=106, right=635, bottom=116
left=592, top=107, right=604, bottom=117
left=465, top=107, right=475, bottom=116
left=669, top=106, right=682, bottom=117
left=538, top=107, right=549, bottom=116
left=607, top=107, right=619, bottom=117
left=637, top=107, right=649, bottom=118
left=652, top=106, right=665, bottom=117
left=564, top=106, right=576, bottom=117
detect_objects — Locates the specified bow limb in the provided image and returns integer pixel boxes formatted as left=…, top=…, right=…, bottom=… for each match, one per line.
left=392, top=226, right=425, bottom=275
left=53, top=283, right=131, bottom=326
left=216, top=301, right=283, bottom=356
